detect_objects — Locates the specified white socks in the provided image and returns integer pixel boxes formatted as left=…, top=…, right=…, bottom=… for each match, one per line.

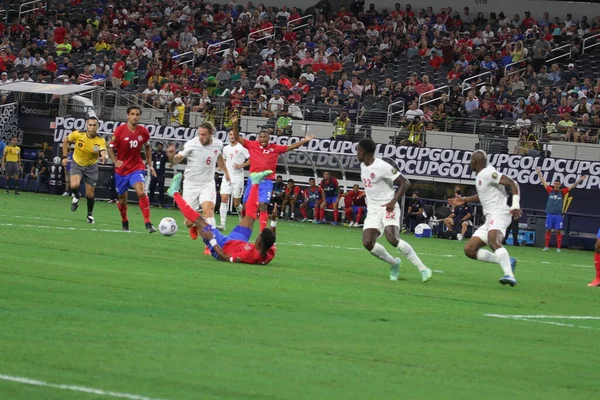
left=397, top=240, right=428, bottom=272
left=476, top=249, right=498, bottom=263
left=494, top=247, right=514, bottom=277
left=219, top=202, right=228, bottom=226
left=235, top=203, right=243, bottom=219
left=477, top=248, right=514, bottom=277
left=370, top=243, right=397, bottom=266
left=206, top=217, right=216, bottom=228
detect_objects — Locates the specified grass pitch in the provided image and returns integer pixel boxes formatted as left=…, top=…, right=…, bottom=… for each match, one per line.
left=0, top=193, right=599, bottom=400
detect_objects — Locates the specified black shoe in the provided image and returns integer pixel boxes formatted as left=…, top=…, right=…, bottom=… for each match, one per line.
left=14, top=191, right=20, bottom=195
left=71, top=198, right=79, bottom=212
left=145, top=222, right=157, bottom=233
left=87, top=215, right=95, bottom=224
left=122, top=220, right=130, bottom=231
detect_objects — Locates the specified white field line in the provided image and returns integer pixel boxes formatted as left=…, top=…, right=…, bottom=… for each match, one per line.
left=0, top=220, right=593, bottom=270
left=484, top=314, right=600, bottom=331
left=0, top=374, right=166, bottom=400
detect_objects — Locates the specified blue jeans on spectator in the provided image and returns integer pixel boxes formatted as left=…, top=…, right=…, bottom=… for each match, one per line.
left=24, top=174, right=49, bottom=192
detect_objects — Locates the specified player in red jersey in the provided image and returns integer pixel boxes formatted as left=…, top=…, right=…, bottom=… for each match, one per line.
left=167, top=170, right=277, bottom=264
left=344, top=184, right=367, bottom=227
left=230, top=113, right=314, bottom=231
left=280, top=178, right=302, bottom=220
left=319, top=171, right=342, bottom=225
left=107, top=105, right=157, bottom=232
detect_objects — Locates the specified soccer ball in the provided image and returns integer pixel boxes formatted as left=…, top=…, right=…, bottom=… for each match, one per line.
left=159, top=217, right=178, bottom=236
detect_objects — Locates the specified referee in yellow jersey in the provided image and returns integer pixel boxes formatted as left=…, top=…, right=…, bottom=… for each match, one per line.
left=2, top=136, right=21, bottom=194
left=62, top=117, right=108, bottom=224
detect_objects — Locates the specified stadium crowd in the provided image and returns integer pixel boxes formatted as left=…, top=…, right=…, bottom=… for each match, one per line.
left=1, top=1, right=600, bottom=148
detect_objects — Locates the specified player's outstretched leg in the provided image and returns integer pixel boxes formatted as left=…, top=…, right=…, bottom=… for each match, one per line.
left=363, top=228, right=401, bottom=281
left=250, top=170, right=272, bottom=185
left=588, top=239, right=600, bottom=287
left=396, top=239, right=432, bottom=283
left=167, top=173, right=183, bottom=198
left=464, top=234, right=517, bottom=287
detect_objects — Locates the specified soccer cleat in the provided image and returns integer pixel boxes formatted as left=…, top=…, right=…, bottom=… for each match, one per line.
left=353, top=223, right=361, bottom=228
left=348, top=221, right=355, bottom=227
left=167, top=173, right=183, bottom=197
left=389, top=258, right=401, bottom=281
left=499, top=275, right=517, bottom=287
left=321, top=219, right=328, bottom=224
left=301, top=218, right=308, bottom=223
left=216, top=225, right=225, bottom=231
left=189, top=225, right=198, bottom=240
left=71, top=197, right=79, bottom=212
left=331, top=221, right=339, bottom=226
left=457, top=233, right=463, bottom=241
left=61, top=191, right=69, bottom=196
left=510, top=257, right=517, bottom=274
left=542, top=247, right=549, bottom=252
left=14, top=191, right=19, bottom=195
left=146, top=222, right=157, bottom=233
left=314, top=219, right=320, bottom=224
left=122, top=220, right=130, bottom=231
left=204, top=246, right=211, bottom=255
left=250, top=169, right=273, bottom=184
left=587, top=279, right=600, bottom=287
left=421, top=268, right=433, bottom=283
left=557, top=249, right=561, bottom=253
left=87, top=215, right=95, bottom=224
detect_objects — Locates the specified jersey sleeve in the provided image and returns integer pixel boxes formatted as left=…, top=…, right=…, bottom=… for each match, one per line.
left=381, top=160, right=401, bottom=181
left=561, top=188, right=569, bottom=196
left=99, top=137, right=107, bottom=151
left=109, top=126, right=120, bottom=147
left=141, top=126, right=150, bottom=144
left=178, top=141, right=191, bottom=158
left=67, top=131, right=79, bottom=142
left=482, top=167, right=502, bottom=185
left=274, top=144, right=288, bottom=154
left=242, top=146, right=250, bottom=158
left=242, top=139, right=256, bottom=150
left=545, top=186, right=553, bottom=194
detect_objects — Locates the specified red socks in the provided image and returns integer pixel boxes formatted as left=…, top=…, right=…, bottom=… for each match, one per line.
left=173, top=192, right=201, bottom=222
left=356, top=207, right=364, bottom=223
left=556, top=232, right=563, bottom=249
left=300, top=207, right=307, bottom=219
left=345, top=208, right=353, bottom=222
left=595, top=253, right=600, bottom=280
left=545, top=231, right=551, bottom=247
left=259, top=212, right=268, bottom=232
left=117, top=202, right=128, bottom=222
left=138, top=195, right=151, bottom=223
left=333, top=209, right=339, bottom=222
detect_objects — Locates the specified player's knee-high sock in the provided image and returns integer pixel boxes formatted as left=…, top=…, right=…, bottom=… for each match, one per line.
left=594, top=253, right=600, bottom=280
left=235, top=203, right=243, bottom=217
left=316, top=207, right=322, bottom=220
left=259, top=212, right=268, bottom=232
left=117, top=202, right=128, bottom=222
left=545, top=231, right=551, bottom=247
left=219, top=202, right=228, bottom=226
left=356, top=208, right=364, bottom=223
left=245, top=183, right=260, bottom=219
left=138, top=195, right=151, bottom=223
left=494, top=247, right=514, bottom=277
left=476, top=249, right=499, bottom=263
left=370, top=243, right=397, bottom=266
left=87, top=197, right=95, bottom=216
left=556, top=232, right=563, bottom=249
left=206, top=217, right=216, bottom=228
left=72, top=187, right=81, bottom=199
left=300, top=207, right=308, bottom=219
left=397, top=240, right=427, bottom=272
left=173, top=192, right=200, bottom=221
left=333, top=208, right=339, bottom=222
left=345, top=208, right=352, bottom=222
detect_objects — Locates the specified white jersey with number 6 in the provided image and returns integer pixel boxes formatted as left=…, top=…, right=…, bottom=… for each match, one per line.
left=360, top=158, right=401, bottom=207
left=222, top=143, right=249, bottom=182
left=178, top=138, right=224, bottom=187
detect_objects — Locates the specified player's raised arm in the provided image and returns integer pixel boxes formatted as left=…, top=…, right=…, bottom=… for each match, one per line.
left=166, top=144, right=186, bottom=165
left=286, top=135, right=315, bottom=152
left=231, top=113, right=243, bottom=145
left=535, top=167, right=549, bottom=189
left=567, top=175, right=587, bottom=191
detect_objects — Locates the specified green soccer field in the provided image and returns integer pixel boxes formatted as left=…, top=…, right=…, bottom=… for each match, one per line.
left=0, top=193, right=599, bottom=400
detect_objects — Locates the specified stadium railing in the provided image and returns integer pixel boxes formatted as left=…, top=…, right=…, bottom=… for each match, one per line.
left=582, top=32, right=600, bottom=54
left=18, top=0, right=46, bottom=21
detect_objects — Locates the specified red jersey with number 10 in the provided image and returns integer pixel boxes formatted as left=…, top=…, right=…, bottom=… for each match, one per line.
left=243, top=140, right=287, bottom=180
left=110, top=124, right=150, bottom=175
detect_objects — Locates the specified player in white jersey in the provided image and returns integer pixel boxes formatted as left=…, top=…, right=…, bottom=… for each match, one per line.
left=448, top=150, right=520, bottom=286
left=218, top=130, right=250, bottom=230
left=357, top=138, right=433, bottom=282
left=167, top=121, right=231, bottom=240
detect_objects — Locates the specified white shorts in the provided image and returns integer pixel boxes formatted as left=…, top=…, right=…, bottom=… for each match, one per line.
left=220, top=179, right=244, bottom=198
left=363, top=204, right=401, bottom=232
left=183, top=183, right=216, bottom=211
left=473, top=213, right=512, bottom=244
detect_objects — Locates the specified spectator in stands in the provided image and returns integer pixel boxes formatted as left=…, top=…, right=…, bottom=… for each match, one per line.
left=275, top=109, right=292, bottom=136
left=264, top=89, right=284, bottom=117
left=170, top=98, right=185, bottom=127
left=574, top=114, right=598, bottom=143
left=554, top=113, right=575, bottom=141
left=401, top=116, right=425, bottom=147
left=111, top=55, right=125, bottom=88
left=331, top=112, right=351, bottom=140
left=464, top=91, right=480, bottom=113
left=287, top=99, right=303, bottom=120
left=515, top=128, right=540, bottom=155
